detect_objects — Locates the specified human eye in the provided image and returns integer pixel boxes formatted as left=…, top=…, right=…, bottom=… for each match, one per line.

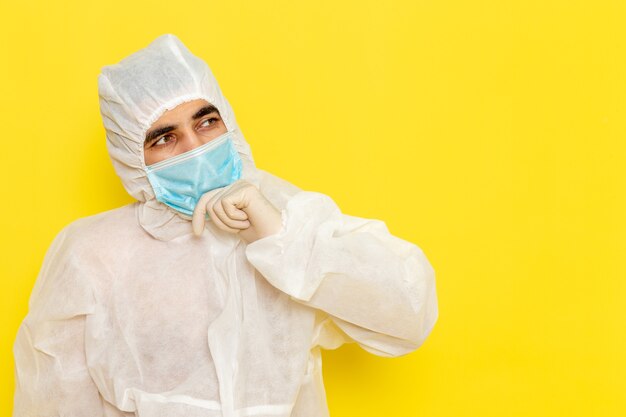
left=152, top=134, right=175, bottom=147
left=199, top=116, right=220, bottom=128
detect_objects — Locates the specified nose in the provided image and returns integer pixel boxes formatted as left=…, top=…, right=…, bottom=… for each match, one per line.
left=178, top=128, right=206, bottom=153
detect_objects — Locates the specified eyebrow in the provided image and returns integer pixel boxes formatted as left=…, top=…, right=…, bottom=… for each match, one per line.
left=144, top=104, right=220, bottom=144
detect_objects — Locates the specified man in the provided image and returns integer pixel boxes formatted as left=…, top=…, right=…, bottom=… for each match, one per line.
left=12, top=33, right=438, bottom=417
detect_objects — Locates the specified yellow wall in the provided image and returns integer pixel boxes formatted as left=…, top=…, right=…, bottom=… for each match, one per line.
left=1, top=1, right=624, bottom=416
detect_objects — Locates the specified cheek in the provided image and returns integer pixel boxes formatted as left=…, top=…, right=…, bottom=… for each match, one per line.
left=144, top=151, right=157, bottom=166
left=144, top=147, right=175, bottom=166
left=199, top=124, right=229, bottom=143
left=145, top=139, right=196, bottom=165
left=143, top=147, right=161, bottom=165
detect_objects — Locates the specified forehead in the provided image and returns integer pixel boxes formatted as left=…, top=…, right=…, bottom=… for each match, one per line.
left=150, top=98, right=213, bottom=126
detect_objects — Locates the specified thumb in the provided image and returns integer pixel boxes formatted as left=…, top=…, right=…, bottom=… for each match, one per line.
left=192, top=188, right=224, bottom=236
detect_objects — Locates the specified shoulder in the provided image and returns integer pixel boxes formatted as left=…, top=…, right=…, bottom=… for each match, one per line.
left=65, top=203, right=136, bottom=231
left=25, top=205, right=138, bottom=315
left=53, top=203, right=141, bottom=256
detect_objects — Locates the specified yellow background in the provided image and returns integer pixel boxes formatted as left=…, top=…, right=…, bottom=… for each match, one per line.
left=1, top=0, right=624, bottom=416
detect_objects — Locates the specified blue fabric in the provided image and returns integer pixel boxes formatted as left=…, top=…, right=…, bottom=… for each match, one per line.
left=145, top=131, right=242, bottom=216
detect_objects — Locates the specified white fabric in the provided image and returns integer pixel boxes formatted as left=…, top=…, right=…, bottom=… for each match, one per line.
left=12, top=33, right=439, bottom=417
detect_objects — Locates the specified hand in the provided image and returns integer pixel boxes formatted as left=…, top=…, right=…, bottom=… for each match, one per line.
left=192, top=179, right=283, bottom=243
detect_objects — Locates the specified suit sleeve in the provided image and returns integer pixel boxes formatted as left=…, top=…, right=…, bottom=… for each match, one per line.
left=13, top=227, right=104, bottom=416
left=245, top=190, right=439, bottom=357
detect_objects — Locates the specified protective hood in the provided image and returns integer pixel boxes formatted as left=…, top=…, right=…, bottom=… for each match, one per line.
left=97, top=33, right=261, bottom=240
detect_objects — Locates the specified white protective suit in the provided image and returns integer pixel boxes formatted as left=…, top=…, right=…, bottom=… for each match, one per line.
left=12, top=33, right=439, bottom=417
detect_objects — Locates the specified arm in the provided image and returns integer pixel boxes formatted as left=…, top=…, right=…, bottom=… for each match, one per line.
left=13, top=227, right=104, bottom=416
left=245, top=190, right=439, bottom=357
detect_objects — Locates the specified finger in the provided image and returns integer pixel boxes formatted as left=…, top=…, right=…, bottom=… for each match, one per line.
left=213, top=198, right=250, bottom=230
left=222, top=198, right=249, bottom=221
left=192, top=198, right=209, bottom=237
left=207, top=198, right=241, bottom=233
left=192, top=188, right=226, bottom=236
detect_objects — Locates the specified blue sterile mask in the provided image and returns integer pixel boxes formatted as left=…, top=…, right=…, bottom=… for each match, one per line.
left=145, top=131, right=243, bottom=216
